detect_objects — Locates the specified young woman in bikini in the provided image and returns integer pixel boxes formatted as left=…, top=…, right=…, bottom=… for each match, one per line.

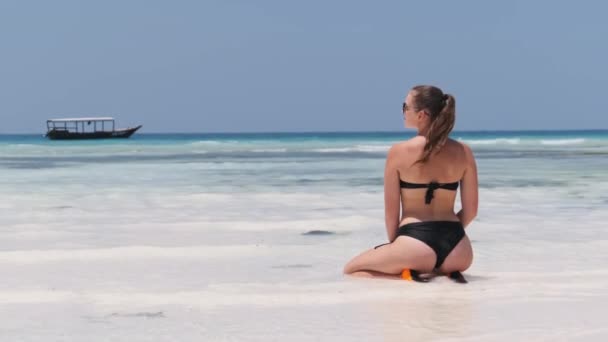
left=344, top=85, right=478, bottom=282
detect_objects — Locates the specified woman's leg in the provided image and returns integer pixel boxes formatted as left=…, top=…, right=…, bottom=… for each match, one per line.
left=343, top=236, right=437, bottom=277
left=348, top=270, right=402, bottom=280
left=438, top=235, right=473, bottom=274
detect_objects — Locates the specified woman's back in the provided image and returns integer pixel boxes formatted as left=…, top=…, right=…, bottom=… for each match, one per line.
left=395, top=136, right=469, bottom=224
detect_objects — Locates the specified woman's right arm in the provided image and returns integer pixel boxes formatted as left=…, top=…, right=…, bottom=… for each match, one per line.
left=457, top=144, right=478, bottom=228
left=384, top=144, right=402, bottom=242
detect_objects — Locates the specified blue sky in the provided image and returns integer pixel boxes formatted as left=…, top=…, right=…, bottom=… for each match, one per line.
left=1, top=0, right=607, bottom=133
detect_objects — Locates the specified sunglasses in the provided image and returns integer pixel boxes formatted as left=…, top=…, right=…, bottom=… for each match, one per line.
left=402, top=102, right=409, bottom=112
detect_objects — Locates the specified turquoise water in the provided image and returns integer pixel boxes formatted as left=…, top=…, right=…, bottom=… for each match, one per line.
left=1, top=130, right=608, bottom=341
left=2, top=130, right=607, bottom=194
left=1, top=129, right=607, bottom=240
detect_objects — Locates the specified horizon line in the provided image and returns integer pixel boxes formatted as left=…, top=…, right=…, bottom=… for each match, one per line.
left=1, top=128, right=608, bottom=135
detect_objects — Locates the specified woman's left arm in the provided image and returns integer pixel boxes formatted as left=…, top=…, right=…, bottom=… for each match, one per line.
left=384, top=145, right=401, bottom=242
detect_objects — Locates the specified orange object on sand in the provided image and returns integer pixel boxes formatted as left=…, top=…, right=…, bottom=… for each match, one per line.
left=401, top=269, right=413, bottom=280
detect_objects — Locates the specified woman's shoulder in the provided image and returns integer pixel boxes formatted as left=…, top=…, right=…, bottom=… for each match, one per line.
left=394, top=136, right=426, bottom=149
left=386, top=137, right=425, bottom=165
left=445, top=138, right=476, bottom=161
left=388, top=137, right=423, bottom=154
left=449, top=138, right=474, bottom=153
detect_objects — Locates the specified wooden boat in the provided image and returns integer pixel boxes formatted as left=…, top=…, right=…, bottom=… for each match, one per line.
left=45, top=117, right=142, bottom=140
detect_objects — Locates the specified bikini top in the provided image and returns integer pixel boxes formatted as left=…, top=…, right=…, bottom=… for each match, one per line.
left=400, top=180, right=459, bottom=204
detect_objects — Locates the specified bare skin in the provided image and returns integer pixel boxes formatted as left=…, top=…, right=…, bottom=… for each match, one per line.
left=343, top=91, right=479, bottom=279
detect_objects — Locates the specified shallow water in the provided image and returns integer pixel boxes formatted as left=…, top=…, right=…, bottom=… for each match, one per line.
left=1, top=130, right=607, bottom=341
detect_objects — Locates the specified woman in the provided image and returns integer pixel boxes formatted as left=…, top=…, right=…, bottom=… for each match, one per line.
left=344, top=85, right=478, bottom=281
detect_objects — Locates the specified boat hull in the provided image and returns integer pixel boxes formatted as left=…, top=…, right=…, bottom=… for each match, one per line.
left=46, top=126, right=142, bottom=140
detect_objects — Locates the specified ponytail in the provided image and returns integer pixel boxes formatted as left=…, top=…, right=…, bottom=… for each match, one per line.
left=411, top=86, right=456, bottom=164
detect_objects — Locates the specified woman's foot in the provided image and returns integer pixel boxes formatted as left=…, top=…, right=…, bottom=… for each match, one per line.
left=447, top=271, right=468, bottom=283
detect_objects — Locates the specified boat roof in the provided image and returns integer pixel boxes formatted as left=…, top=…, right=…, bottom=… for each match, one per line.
left=47, top=117, right=115, bottom=122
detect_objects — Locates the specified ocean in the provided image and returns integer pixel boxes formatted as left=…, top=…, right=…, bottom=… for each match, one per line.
left=1, top=130, right=607, bottom=341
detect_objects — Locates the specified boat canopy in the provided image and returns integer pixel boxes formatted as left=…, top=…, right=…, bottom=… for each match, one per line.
left=47, top=117, right=115, bottom=122
left=46, top=117, right=116, bottom=134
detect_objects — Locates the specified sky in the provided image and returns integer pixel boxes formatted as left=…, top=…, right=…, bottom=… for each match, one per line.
left=1, top=0, right=607, bottom=133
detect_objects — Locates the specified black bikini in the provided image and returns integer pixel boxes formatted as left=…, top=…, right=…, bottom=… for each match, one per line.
left=375, top=180, right=465, bottom=270
left=399, top=180, right=459, bottom=204
left=396, top=220, right=465, bottom=269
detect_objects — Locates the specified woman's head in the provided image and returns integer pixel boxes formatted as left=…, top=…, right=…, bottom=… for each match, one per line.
left=402, top=85, right=456, bottom=163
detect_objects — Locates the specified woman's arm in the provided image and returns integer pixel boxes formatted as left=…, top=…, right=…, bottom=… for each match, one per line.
left=457, top=144, right=478, bottom=228
left=384, top=145, right=402, bottom=242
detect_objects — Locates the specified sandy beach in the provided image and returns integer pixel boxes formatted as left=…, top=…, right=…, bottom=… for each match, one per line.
left=1, top=132, right=608, bottom=341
